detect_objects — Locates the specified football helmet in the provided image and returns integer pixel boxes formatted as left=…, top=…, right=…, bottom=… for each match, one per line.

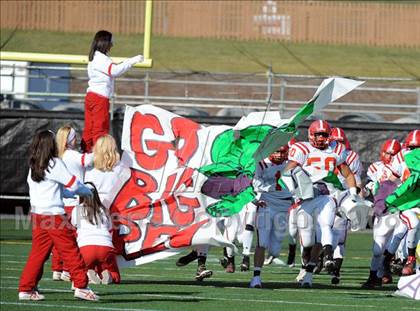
left=405, top=130, right=420, bottom=149
left=330, top=127, right=351, bottom=150
left=380, top=139, right=401, bottom=164
left=308, top=120, right=331, bottom=149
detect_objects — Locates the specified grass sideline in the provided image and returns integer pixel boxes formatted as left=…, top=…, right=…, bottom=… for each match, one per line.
left=1, top=29, right=420, bottom=78
left=0, top=218, right=418, bottom=311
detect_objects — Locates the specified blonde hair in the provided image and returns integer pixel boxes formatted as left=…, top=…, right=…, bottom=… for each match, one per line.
left=93, top=134, right=120, bottom=171
left=56, top=125, right=73, bottom=158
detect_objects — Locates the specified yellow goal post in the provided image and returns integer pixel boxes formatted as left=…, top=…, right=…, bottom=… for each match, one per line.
left=0, top=0, right=153, bottom=68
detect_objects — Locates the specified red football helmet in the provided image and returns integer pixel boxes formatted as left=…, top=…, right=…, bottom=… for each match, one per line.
left=308, top=120, right=331, bottom=149
left=380, top=139, right=401, bottom=164
left=405, top=130, right=420, bottom=149
left=330, top=127, right=351, bottom=150
left=269, top=144, right=289, bottom=164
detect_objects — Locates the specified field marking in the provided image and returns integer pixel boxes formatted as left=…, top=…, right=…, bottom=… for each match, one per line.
left=0, top=241, right=32, bottom=245
left=0, top=302, right=158, bottom=311
left=1, top=285, right=417, bottom=309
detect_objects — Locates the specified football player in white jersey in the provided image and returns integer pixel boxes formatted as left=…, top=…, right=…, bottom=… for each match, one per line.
left=249, top=144, right=293, bottom=288
left=282, top=120, right=357, bottom=287
left=361, top=139, right=406, bottom=288
left=388, top=130, right=420, bottom=276
left=328, top=127, right=364, bottom=285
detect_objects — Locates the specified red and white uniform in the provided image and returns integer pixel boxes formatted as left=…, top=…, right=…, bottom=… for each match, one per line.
left=19, top=158, right=89, bottom=292
left=389, top=149, right=410, bottom=182
left=71, top=206, right=120, bottom=283
left=367, top=161, right=395, bottom=185
left=82, top=51, right=140, bottom=152
left=288, top=141, right=346, bottom=248
left=84, top=161, right=125, bottom=207
left=339, top=149, right=362, bottom=188
left=254, top=159, right=293, bottom=256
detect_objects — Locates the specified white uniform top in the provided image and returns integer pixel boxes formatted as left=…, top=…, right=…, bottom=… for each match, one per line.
left=253, top=159, right=293, bottom=211
left=367, top=160, right=394, bottom=183
left=288, top=141, right=347, bottom=182
left=27, top=158, right=78, bottom=215
left=389, top=149, right=410, bottom=182
left=62, top=150, right=93, bottom=207
left=84, top=162, right=125, bottom=206
left=338, top=149, right=363, bottom=188
left=71, top=205, right=113, bottom=248
left=87, top=51, right=139, bottom=98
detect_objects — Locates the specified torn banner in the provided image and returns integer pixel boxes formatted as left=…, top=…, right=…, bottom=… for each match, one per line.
left=105, top=77, right=364, bottom=266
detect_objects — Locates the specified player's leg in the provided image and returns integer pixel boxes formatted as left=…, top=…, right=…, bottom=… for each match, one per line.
left=224, top=213, right=241, bottom=273
left=331, top=216, right=348, bottom=285
left=240, top=203, right=256, bottom=271
left=296, top=202, right=315, bottom=287
left=400, top=209, right=420, bottom=276
left=195, top=245, right=212, bottom=281
left=267, top=210, right=288, bottom=265
left=287, top=207, right=298, bottom=267
left=316, top=195, right=336, bottom=273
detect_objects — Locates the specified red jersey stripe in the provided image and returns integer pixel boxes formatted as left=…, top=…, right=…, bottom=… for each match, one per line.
left=108, top=63, right=113, bottom=76
left=65, top=175, right=76, bottom=188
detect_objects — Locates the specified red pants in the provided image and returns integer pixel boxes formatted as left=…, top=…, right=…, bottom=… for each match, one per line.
left=51, top=206, right=75, bottom=272
left=80, top=245, right=121, bottom=283
left=18, top=214, right=88, bottom=292
left=81, top=92, right=110, bottom=153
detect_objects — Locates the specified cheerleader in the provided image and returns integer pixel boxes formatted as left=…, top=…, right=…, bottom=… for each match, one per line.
left=18, top=130, right=98, bottom=301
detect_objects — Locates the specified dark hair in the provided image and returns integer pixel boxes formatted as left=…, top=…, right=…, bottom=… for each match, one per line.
left=29, top=130, right=58, bottom=182
left=80, top=182, right=108, bottom=225
left=88, top=30, right=113, bottom=61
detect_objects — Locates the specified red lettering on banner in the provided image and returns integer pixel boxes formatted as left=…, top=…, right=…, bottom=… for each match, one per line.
left=130, top=112, right=174, bottom=170
left=171, top=117, right=200, bottom=165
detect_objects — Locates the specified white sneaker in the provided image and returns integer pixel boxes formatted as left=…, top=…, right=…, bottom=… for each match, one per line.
left=301, top=272, right=313, bottom=288
left=60, top=271, right=71, bottom=282
left=249, top=276, right=262, bottom=288
left=18, top=291, right=45, bottom=301
left=272, top=258, right=286, bottom=266
left=296, top=268, right=306, bottom=283
left=264, top=256, right=274, bottom=265
left=101, top=270, right=113, bottom=285
left=52, top=271, right=62, bottom=281
left=87, top=269, right=101, bottom=285
left=74, top=287, right=99, bottom=301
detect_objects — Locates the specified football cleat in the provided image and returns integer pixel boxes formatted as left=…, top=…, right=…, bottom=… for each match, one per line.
left=361, top=275, right=382, bottom=289
left=249, top=276, right=262, bottom=288
left=390, top=258, right=404, bottom=276
left=240, top=255, right=250, bottom=271
left=176, top=250, right=198, bottom=267
left=301, top=272, right=313, bottom=288
left=264, top=255, right=274, bottom=266
left=296, top=268, right=306, bottom=283
left=18, top=291, right=45, bottom=301
left=272, top=257, right=287, bottom=266
left=74, top=287, right=99, bottom=301
left=52, top=271, right=62, bottom=281
left=323, top=259, right=336, bottom=274
left=402, top=256, right=416, bottom=276
left=195, top=264, right=213, bottom=281
left=331, top=272, right=340, bottom=285
left=382, top=274, right=393, bottom=284
left=313, top=256, right=324, bottom=274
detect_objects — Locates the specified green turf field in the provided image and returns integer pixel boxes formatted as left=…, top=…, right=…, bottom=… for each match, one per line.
left=1, top=29, right=420, bottom=78
left=0, top=218, right=418, bottom=310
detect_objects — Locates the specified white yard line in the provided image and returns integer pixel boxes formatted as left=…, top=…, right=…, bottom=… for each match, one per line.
left=1, top=286, right=415, bottom=310
left=0, top=302, right=158, bottom=311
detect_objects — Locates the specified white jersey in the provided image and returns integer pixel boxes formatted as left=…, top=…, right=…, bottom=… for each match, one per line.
left=338, top=149, right=363, bottom=188
left=367, top=160, right=394, bottom=183
left=27, top=158, right=78, bottom=215
left=87, top=51, right=139, bottom=98
left=71, top=205, right=113, bottom=248
left=288, top=141, right=347, bottom=182
left=84, top=162, right=125, bottom=206
left=62, top=149, right=93, bottom=207
left=253, top=159, right=293, bottom=211
left=389, top=149, right=410, bottom=182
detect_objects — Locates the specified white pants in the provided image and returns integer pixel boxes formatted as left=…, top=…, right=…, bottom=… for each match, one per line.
left=400, top=208, right=420, bottom=249
left=332, top=216, right=349, bottom=259
left=256, top=202, right=289, bottom=256
left=297, top=195, right=336, bottom=248
left=223, top=203, right=256, bottom=243
left=288, top=207, right=298, bottom=245
left=370, top=213, right=407, bottom=274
